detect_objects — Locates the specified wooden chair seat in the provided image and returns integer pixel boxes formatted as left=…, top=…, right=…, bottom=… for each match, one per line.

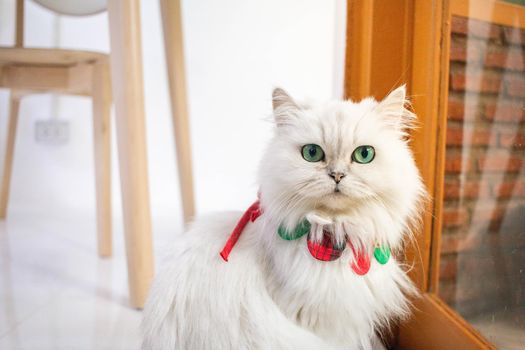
left=0, top=47, right=107, bottom=66
left=0, top=48, right=109, bottom=96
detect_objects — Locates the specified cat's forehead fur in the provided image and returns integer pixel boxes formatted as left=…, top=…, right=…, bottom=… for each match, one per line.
left=287, top=97, right=390, bottom=155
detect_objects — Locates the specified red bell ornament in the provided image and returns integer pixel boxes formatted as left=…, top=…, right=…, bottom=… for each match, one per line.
left=348, top=242, right=371, bottom=275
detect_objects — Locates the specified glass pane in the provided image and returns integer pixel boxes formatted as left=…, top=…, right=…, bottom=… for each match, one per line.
left=439, top=14, right=525, bottom=349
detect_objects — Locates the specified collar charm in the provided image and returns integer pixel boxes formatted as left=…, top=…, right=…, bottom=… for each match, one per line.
left=373, top=245, right=391, bottom=265
left=307, top=230, right=346, bottom=261
left=278, top=220, right=310, bottom=240
left=349, top=242, right=372, bottom=275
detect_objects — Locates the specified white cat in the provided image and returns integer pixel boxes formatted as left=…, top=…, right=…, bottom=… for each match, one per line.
left=141, top=86, right=427, bottom=350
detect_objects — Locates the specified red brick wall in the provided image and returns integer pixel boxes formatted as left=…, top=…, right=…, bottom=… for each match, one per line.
left=439, top=16, right=525, bottom=317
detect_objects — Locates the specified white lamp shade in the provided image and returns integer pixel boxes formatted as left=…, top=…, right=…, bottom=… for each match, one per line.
left=32, top=0, right=107, bottom=16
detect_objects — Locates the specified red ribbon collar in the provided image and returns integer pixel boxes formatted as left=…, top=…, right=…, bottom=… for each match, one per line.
left=219, top=200, right=262, bottom=262
left=219, top=199, right=377, bottom=276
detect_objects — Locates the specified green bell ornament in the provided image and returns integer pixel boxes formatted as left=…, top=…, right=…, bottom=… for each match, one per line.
left=373, top=245, right=391, bottom=265
left=278, top=219, right=311, bottom=240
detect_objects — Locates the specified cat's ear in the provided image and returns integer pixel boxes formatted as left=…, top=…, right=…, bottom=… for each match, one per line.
left=376, top=85, right=416, bottom=134
left=272, top=87, right=299, bottom=110
left=272, top=88, right=301, bottom=127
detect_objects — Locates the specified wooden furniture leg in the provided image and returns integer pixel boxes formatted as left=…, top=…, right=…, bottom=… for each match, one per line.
left=92, top=61, right=112, bottom=257
left=107, top=0, right=154, bottom=308
left=160, top=0, right=195, bottom=224
left=0, top=96, right=20, bottom=218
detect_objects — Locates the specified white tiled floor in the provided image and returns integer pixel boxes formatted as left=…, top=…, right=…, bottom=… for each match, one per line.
left=0, top=210, right=175, bottom=350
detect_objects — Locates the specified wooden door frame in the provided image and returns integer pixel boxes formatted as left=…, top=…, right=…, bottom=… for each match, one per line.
left=345, top=0, right=524, bottom=348
left=345, top=0, right=448, bottom=293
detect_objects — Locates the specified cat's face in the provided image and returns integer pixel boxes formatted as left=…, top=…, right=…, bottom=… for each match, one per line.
left=258, top=86, right=426, bottom=248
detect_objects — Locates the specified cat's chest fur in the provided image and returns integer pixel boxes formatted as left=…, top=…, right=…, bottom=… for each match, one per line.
left=142, top=212, right=414, bottom=350
left=250, top=220, right=413, bottom=349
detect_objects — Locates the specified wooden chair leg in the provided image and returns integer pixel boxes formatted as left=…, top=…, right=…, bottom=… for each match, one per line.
left=92, top=61, right=112, bottom=257
left=108, top=0, right=154, bottom=308
left=0, top=96, right=20, bottom=219
left=160, top=0, right=195, bottom=224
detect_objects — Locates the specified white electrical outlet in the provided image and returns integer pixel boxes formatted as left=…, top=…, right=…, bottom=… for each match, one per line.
left=35, top=119, right=69, bottom=145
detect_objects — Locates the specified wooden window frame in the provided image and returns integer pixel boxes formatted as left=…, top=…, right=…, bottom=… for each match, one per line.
left=345, top=1, right=525, bottom=348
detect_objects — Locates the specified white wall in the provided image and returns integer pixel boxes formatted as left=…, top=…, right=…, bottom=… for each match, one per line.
left=0, top=0, right=346, bottom=232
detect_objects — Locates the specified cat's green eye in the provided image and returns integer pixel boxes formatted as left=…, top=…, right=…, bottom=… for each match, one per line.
left=352, top=145, right=375, bottom=164
left=302, top=144, right=325, bottom=162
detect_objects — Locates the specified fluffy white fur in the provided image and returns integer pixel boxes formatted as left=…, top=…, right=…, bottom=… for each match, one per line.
left=142, top=86, right=426, bottom=350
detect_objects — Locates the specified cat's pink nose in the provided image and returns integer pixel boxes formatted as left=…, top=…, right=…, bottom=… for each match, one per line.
left=329, top=172, right=346, bottom=184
